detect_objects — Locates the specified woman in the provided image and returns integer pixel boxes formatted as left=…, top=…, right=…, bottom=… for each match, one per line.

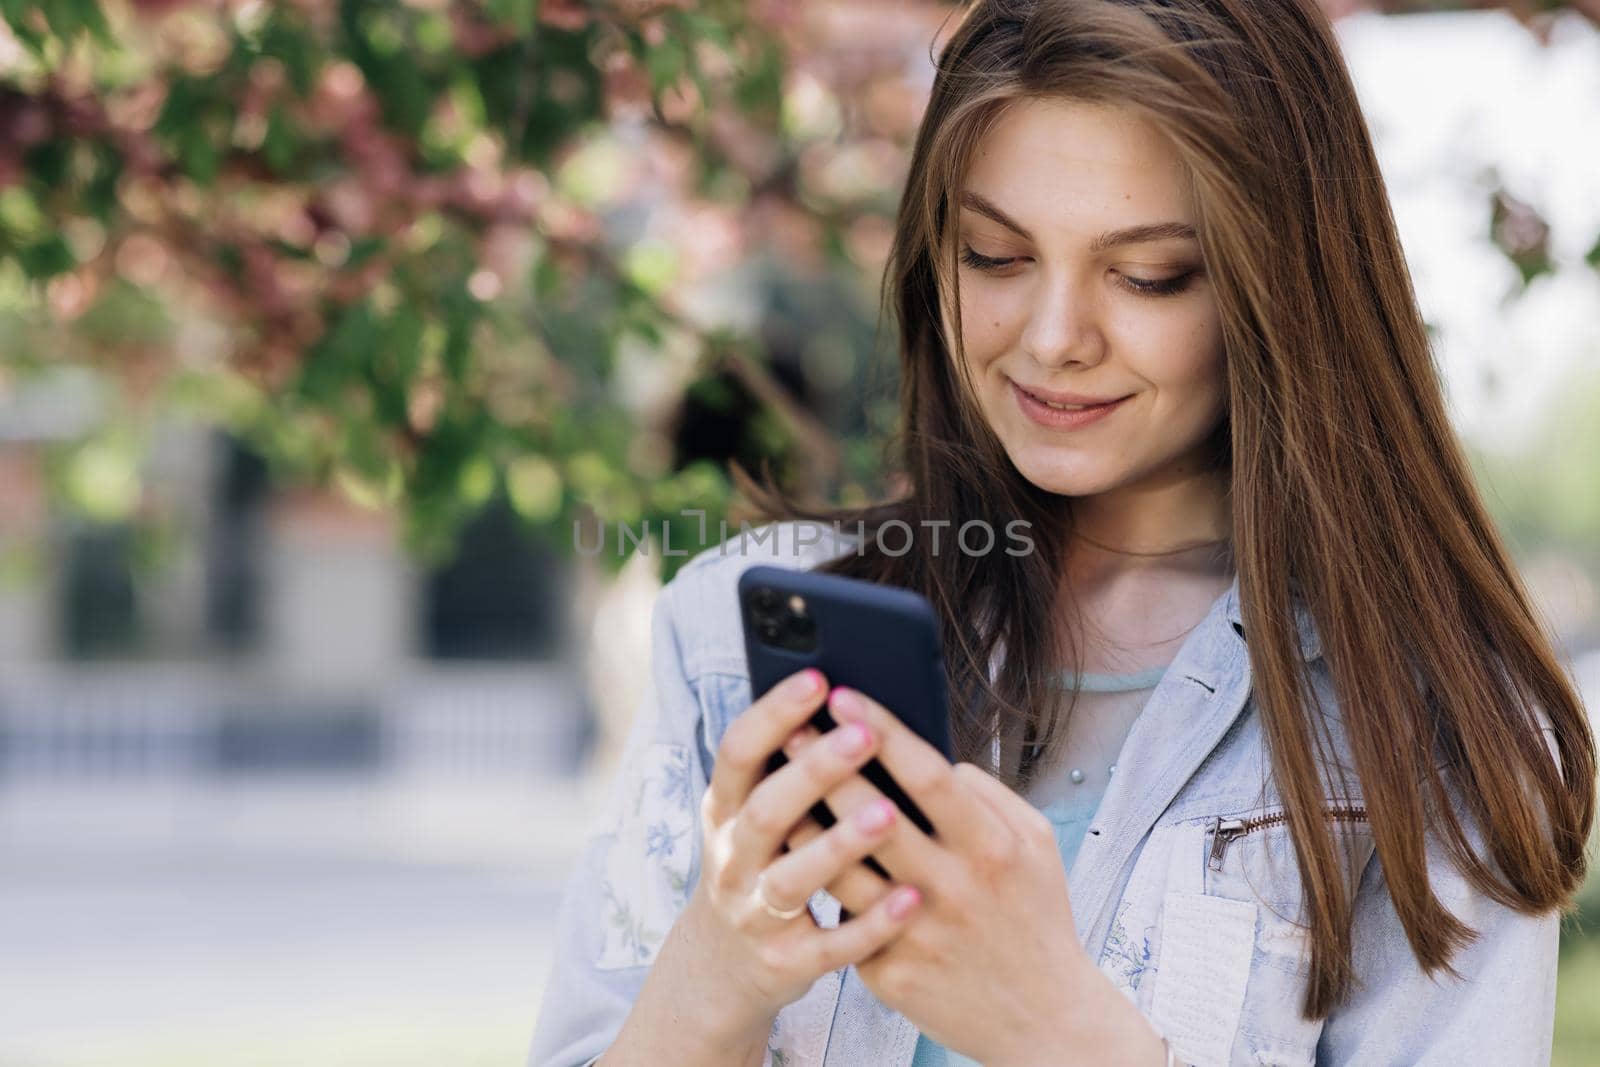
left=529, top=0, right=1596, bottom=1063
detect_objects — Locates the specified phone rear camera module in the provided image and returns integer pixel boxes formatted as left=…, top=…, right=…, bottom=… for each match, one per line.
left=746, top=587, right=819, bottom=654
left=775, top=621, right=817, bottom=652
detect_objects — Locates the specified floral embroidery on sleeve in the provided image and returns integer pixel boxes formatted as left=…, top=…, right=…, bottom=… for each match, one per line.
left=596, top=742, right=698, bottom=969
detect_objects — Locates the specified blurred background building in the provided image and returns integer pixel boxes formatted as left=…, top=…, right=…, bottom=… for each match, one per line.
left=0, top=425, right=586, bottom=781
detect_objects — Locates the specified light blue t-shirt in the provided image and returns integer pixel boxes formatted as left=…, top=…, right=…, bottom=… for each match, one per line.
left=910, top=662, right=1170, bottom=1067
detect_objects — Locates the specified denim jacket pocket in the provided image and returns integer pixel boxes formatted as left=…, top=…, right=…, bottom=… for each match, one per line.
left=1200, top=804, right=1374, bottom=1066
left=595, top=741, right=697, bottom=970
left=1150, top=889, right=1258, bottom=1067
left=1096, top=821, right=1256, bottom=1067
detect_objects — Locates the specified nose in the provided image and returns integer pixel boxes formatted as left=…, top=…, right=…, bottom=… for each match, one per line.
left=1020, top=272, right=1105, bottom=369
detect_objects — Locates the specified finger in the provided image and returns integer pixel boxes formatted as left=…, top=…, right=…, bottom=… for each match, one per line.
left=783, top=816, right=827, bottom=928
left=727, top=716, right=881, bottom=884
left=785, top=813, right=895, bottom=918
left=781, top=723, right=951, bottom=893
left=760, top=799, right=899, bottom=923
left=805, top=878, right=923, bottom=975
left=706, top=667, right=829, bottom=825
left=827, top=685, right=997, bottom=855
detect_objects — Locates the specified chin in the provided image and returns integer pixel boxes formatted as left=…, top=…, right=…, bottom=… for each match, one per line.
left=1007, top=448, right=1125, bottom=498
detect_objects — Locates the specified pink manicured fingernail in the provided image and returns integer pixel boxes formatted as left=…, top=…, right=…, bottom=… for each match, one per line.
left=784, top=669, right=822, bottom=698
left=888, top=886, right=921, bottom=919
left=830, top=722, right=872, bottom=756
left=855, top=799, right=895, bottom=832
left=829, top=686, right=864, bottom=720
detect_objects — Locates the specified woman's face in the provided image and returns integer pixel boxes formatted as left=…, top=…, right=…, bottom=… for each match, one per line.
left=942, top=97, right=1226, bottom=500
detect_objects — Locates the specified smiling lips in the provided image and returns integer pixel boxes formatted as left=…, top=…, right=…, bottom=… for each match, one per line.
left=1010, top=380, right=1131, bottom=428
left=1012, top=380, right=1130, bottom=408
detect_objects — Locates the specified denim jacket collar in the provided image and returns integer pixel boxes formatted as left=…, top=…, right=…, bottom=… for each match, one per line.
left=1219, top=573, right=1323, bottom=663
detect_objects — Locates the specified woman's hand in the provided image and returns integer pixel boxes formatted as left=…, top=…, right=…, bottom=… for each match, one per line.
left=779, top=686, right=1167, bottom=1067
left=681, top=667, right=928, bottom=1042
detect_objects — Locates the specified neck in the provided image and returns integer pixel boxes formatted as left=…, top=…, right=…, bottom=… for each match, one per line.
left=1063, top=467, right=1233, bottom=589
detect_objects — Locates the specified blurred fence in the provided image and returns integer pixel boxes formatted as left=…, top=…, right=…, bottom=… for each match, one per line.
left=4, top=650, right=1592, bottom=784
left=0, top=663, right=589, bottom=782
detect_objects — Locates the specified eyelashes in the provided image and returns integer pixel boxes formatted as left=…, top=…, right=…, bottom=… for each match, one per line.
left=957, top=245, right=1197, bottom=297
left=957, top=246, right=1018, bottom=274
left=1118, top=272, right=1196, bottom=297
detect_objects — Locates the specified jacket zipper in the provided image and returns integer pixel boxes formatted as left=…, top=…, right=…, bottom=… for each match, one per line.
left=1207, top=805, right=1368, bottom=871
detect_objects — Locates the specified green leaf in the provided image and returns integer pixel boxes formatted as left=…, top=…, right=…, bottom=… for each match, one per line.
left=386, top=306, right=424, bottom=383
left=298, top=301, right=376, bottom=404
left=440, top=289, right=479, bottom=383
left=40, top=0, right=82, bottom=40
left=260, top=12, right=320, bottom=96
left=370, top=306, right=423, bottom=426
left=645, top=38, right=685, bottom=94
left=261, top=106, right=299, bottom=173
left=81, top=143, right=123, bottom=218
left=488, top=0, right=537, bottom=34
left=0, top=0, right=48, bottom=53
left=734, top=40, right=783, bottom=115
left=156, top=78, right=227, bottom=185
left=346, top=236, right=386, bottom=268
left=675, top=10, right=732, bottom=49
left=343, top=2, right=435, bottom=138
left=15, top=234, right=75, bottom=278
left=24, top=139, right=70, bottom=190
left=177, top=127, right=222, bottom=184
left=68, top=0, right=109, bottom=41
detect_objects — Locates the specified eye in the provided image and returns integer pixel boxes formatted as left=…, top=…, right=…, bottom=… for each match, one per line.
left=1117, top=270, right=1197, bottom=297
left=959, top=245, right=1022, bottom=273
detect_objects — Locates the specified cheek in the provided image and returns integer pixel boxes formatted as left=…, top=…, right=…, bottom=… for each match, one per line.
left=1115, top=303, right=1225, bottom=398
left=954, top=281, right=1020, bottom=362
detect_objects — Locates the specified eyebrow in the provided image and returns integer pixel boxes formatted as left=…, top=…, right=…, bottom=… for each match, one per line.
left=959, top=191, right=1197, bottom=252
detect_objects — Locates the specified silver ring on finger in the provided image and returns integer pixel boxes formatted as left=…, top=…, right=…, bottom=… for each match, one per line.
left=755, top=870, right=809, bottom=921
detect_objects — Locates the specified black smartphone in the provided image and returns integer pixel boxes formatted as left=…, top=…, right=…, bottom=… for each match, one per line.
left=738, top=563, right=951, bottom=902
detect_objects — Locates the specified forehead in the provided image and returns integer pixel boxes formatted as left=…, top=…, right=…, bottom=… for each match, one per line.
left=961, top=97, right=1192, bottom=229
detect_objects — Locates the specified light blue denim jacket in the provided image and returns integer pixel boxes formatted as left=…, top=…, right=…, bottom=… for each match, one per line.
left=528, top=521, right=1561, bottom=1067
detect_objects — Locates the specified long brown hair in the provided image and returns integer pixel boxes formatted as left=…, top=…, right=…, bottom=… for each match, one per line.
left=730, top=0, right=1595, bottom=1018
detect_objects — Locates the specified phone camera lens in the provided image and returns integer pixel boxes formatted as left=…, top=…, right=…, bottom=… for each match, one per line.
left=757, top=618, right=783, bottom=641
left=751, top=587, right=779, bottom=612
